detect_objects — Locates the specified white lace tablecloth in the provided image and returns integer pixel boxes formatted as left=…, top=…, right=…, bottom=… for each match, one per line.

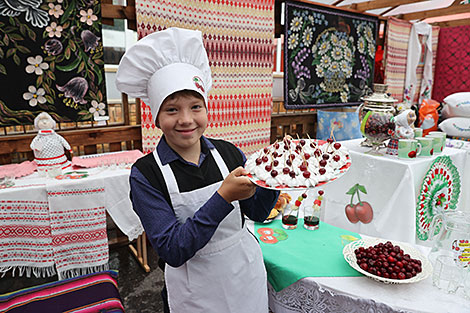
left=322, top=139, right=470, bottom=245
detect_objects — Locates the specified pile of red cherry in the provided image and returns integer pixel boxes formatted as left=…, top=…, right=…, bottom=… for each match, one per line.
left=354, top=241, right=422, bottom=280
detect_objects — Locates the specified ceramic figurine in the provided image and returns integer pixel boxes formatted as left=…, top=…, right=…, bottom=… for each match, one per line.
left=30, top=112, right=72, bottom=174
left=386, top=109, right=417, bottom=156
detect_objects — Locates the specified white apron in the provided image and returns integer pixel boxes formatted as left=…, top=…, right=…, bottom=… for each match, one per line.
left=153, top=147, right=268, bottom=313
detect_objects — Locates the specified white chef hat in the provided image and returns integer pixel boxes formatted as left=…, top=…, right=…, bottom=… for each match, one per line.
left=115, top=27, right=212, bottom=122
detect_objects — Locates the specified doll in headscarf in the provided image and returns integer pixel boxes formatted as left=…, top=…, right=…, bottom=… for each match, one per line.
left=30, top=112, right=72, bottom=173
left=386, top=109, right=417, bottom=155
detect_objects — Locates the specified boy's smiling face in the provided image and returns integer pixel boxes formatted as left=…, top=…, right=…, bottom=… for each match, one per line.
left=157, top=92, right=208, bottom=155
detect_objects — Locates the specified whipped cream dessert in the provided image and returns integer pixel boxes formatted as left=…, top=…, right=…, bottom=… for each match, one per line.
left=245, top=136, right=350, bottom=188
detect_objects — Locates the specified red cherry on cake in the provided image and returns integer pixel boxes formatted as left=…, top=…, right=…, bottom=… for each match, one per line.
left=263, top=147, right=269, bottom=153
left=319, top=160, right=327, bottom=167
left=275, top=143, right=280, bottom=149
left=302, top=192, right=307, bottom=198
left=303, top=171, right=311, bottom=178
left=289, top=170, right=296, bottom=178
left=333, top=155, right=340, bottom=162
left=319, top=168, right=326, bottom=175
left=265, top=164, right=272, bottom=171
left=318, top=190, right=324, bottom=195
left=283, top=167, right=290, bottom=174
left=310, top=142, right=316, bottom=148
left=327, top=138, right=334, bottom=143
left=314, top=149, right=322, bottom=157
left=273, top=160, right=279, bottom=167
left=262, top=155, right=268, bottom=163
left=300, top=139, right=306, bottom=146
left=299, top=163, right=307, bottom=171
left=290, top=154, right=296, bottom=161
left=322, top=154, right=330, bottom=160
left=270, top=170, right=278, bottom=178
left=273, top=151, right=279, bottom=158
left=286, top=159, right=292, bottom=166
left=334, top=142, right=341, bottom=149
left=304, top=153, right=311, bottom=160
left=256, top=158, right=262, bottom=165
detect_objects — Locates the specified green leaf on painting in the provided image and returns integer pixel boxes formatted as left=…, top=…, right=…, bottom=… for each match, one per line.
left=6, top=48, right=15, bottom=58
left=27, top=29, right=36, bottom=41
left=64, top=47, right=71, bottom=59
left=0, top=64, right=6, bottom=75
left=12, top=54, right=20, bottom=66
left=77, top=61, right=85, bottom=73
left=44, top=55, right=55, bottom=62
left=60, top=3, right=75, bottom=24
left=56, top=57, right=80, bottom=71
left=89, top=90, right=97, bottom=100
left=16, top=45, right=30, bottom=54
left=45, top=95, right=54, bottom=104
left=36, top=75, right=43, bottom=86
left=47, top=71, right=56, bottom=81
left=69, top=39, right=76, bottom=52
left=3, top=34, right=9, bottom=46
left=19, top=24, right=26, bottom=36
left=97, top=90, right=103, bottom=102
left=0, top=48, right=3, bottom=58
left=9, top=34, right=24, bottom=41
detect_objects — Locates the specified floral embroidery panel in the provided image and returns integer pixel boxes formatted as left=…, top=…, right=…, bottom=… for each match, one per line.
left=284, top=1, right=378, bottom=109
left=0, top=0, right=107, bottom=126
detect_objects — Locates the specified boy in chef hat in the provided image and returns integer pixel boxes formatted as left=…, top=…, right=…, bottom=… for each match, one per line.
left=116, top=27, right=279, bottom=313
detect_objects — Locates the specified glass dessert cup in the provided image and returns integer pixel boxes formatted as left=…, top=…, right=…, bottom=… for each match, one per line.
left=282, top=203, right=299, bottom=230
left=303, top=189, right=324, bottom=230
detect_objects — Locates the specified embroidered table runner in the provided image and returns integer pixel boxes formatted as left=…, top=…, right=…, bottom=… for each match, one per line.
left=47, top=179, right=108, bottom=279
left=0, top=185, right=55, bottom=277
left=255, top=220, right=362, bottom=292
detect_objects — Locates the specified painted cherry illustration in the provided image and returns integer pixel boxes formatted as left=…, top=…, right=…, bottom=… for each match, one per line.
left=408, top=150, right=417, bottom=158
left=345, top=183, right=374, bottom=224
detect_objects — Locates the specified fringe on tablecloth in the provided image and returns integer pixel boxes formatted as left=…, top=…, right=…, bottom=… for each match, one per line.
left=0, top=265, right=56, bottom=278
left=58, top=263, right=109, bottom=280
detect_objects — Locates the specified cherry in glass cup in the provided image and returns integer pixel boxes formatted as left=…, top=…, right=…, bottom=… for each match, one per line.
left=304, top=190, right=324, bottom=230
left=282, top=203, right=299, bottom=230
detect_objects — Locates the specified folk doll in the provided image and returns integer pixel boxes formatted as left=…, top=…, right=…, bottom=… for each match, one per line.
left=30, top=112, right=72, bottom=173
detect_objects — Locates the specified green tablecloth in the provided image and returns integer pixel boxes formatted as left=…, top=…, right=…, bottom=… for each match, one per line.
left=255, top=220, right=362, bottom=292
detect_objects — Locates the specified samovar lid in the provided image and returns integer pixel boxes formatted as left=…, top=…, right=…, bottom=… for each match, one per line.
left=361, top=83, right=398, bottom=103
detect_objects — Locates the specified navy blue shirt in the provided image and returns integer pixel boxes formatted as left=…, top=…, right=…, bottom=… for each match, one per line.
left=129, top=136, right=279, bottom=267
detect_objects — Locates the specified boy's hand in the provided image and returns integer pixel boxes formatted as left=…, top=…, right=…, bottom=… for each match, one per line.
left=218, top=167, right=256, bottom=203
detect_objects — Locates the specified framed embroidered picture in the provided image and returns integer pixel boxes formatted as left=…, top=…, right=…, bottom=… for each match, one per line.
left=0, top=0, right=108, bottom=126
left=283, top=1, right=378, bottom=109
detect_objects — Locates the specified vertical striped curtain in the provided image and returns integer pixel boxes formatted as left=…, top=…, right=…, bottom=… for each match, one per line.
left=136, top=0, right=275, bottom=156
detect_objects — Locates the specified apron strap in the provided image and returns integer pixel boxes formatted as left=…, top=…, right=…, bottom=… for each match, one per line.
left=152, top=148, right=179, bottom=194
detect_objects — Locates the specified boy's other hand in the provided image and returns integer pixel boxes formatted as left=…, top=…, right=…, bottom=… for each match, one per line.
left=217, top=167, right=256, bottom=203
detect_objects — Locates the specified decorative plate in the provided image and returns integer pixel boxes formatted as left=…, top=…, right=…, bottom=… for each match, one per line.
left=343, top=238, right=433, bottom=284
left=416, top=156, right=461, bottom=241
left=246, top=139, right=351, bottom=190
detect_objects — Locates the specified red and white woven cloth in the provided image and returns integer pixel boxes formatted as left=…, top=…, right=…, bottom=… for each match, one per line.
left=0, top=185, right=55, bottom=278
left=46, top=179, right=109, bottom=279
left=136, top=0, right=275, bottom=156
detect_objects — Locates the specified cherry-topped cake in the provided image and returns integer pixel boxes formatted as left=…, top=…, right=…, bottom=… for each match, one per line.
left=245, top=135, right=350, bottom=189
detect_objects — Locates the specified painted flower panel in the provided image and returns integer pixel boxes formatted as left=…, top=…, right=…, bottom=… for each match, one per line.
left=0, top=0, right=107, bottom=126
left=284, top=1, right=378, bottom=109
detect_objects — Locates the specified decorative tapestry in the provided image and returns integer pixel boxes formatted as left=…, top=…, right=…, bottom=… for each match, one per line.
left=0, top=0, right=107, bottom=126
left=136, top=0, right=274, bottom=156
left=284, top=1, right=378, bottom=109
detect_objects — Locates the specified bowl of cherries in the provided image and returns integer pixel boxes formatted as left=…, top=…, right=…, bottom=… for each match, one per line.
left=343, top=238, right=433, bottom=284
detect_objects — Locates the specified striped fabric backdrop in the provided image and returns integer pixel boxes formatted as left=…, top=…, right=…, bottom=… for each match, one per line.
left=0, top=270, right=123, bottom=313
left=384, top=17, right=412, bottom=102
left=384, top=17, right=439, bottom=105
left=136, top=0, right=275, bottom=156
